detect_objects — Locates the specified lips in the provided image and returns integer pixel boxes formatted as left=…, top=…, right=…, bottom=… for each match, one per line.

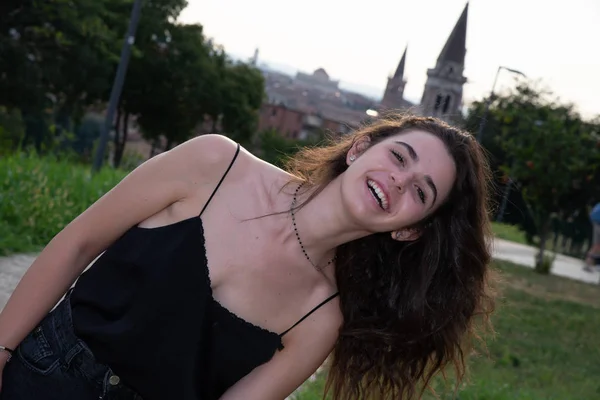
left=367, top=179, right=390, bottom=211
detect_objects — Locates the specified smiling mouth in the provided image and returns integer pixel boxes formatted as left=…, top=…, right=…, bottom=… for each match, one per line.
left=367, top=179, right=389, bottom=210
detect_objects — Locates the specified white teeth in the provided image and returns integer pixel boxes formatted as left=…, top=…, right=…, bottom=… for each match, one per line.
left=367, top=179, right=388, bottom=210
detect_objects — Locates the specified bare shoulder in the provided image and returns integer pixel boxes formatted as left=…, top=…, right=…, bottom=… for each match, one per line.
left=182, top=134, right=275, bottom=179
left=168, top=134, right=244, bottom=179
left=50, top=134, right=248, bottom=260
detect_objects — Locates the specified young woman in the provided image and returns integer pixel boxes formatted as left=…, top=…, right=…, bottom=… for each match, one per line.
left=0, top=114, right=495, bottom=400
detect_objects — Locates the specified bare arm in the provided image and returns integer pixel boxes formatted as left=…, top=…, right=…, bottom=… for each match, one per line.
left=219, top=300, right=342, bottom=400
left=0, top=134, right=238, bottom=369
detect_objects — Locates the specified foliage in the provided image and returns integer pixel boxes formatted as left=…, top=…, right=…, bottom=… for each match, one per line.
left=495, top=84, right=600, bottom=265
left=0, top=0, right=123, bottom=150
left=113, top=0, right=197, bottom=164
left=217, top=61, right=266, bottom=145
left=118, top=147, right=146, bottom=171
left=127, top=31, right=265, bottom=159
left=296, top=260, right=600, bottom=400
left=0, top=151, right=126, bottom=256
left=0, top=0, right=265, bottom=167
left=257, top=128, right=323, bottom=169
left=465, top=83, right=600, bottom=265
left=70, top=112, right=104, bottom=161
left=257, top=129, right=302, bottom=168
left=0, top=106, right=25, bottom=154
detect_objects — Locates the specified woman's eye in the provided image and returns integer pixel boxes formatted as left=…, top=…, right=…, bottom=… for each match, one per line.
left=391, top=150, right=404, bottom=165
left=417, top=187, right=427, bottom=204
left=391, top=149, right=425, bottom=204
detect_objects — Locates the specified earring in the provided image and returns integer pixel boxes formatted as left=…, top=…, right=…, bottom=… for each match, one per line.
left=349, top=155, right=356, bottom=162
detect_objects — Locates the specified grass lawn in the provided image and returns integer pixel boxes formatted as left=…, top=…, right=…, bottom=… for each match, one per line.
left=295, top=260, right=600, bottom=400
left=492, top=222, right=529, bottom=245
left=0, top=151, right=127, bottom=256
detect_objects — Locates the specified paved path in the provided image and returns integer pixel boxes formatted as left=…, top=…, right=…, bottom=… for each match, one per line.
left=0, top=253, right=37, bottom=311
left=492, top=238, right=600, bottom=284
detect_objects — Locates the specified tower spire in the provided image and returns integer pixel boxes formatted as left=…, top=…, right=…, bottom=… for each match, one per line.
left=393, top=45, right=407, bottom=79
left=437, top=2, right=468, bottom=65
left=380, top=44, right=409, bottom=111
left=418, top=2, right=469, bottom=121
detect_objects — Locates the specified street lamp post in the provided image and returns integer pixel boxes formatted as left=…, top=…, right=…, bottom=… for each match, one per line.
left=92, top=0, right=144, bottom=173
left=496, top=166, right=515, bottom=223
left=473, top=65, right=526, bottom=222
left=475, top=66, right=526, bottom=143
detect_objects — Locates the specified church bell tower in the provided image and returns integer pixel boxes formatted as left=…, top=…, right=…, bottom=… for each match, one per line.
left=419, top=3, right=469, bottom=121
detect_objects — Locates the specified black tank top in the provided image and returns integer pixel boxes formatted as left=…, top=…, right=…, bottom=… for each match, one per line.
left=69, top=143, right=339, bottom=400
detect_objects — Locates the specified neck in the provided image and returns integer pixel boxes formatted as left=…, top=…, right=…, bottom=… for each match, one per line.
left=281, top=177, right=372, bottom=268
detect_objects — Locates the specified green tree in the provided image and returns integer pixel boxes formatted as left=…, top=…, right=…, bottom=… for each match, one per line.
left=491, top=83, right=600, bottom=269
left=256, top=128, right=325, bottom=168
left=125, top=22, right=214, bottom=162
left=0, top=0, right=264, bottom=164
left=126, top=27, right=265, bottom=160
left=219, top=61, right=265, bottom=146
left=0, top=0, right=123, bottom=149
left=0, top=107, right=25, bottom=154
left=194, top=45, right=266, bottom=146
left=110, top=0, right=193, bottom=165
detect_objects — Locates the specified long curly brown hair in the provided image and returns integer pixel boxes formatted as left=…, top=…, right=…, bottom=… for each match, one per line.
left=284, top=114, right=497, bottom=399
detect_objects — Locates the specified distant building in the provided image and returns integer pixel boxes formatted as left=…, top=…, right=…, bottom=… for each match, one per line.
left=258, top=68, right=377, bottom=140
left=259, top=103, right=354, bottom=140
left=294, top=68, right=339, bottom=93
left=258, top=2, right=470, bottom=137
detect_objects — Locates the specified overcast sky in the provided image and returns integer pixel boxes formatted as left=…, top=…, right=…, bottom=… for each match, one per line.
left=178, top=0, right=599, bottom=120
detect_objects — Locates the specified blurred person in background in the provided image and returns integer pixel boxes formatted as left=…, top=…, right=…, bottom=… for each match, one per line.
left=583, top=202, right=600, bottom=272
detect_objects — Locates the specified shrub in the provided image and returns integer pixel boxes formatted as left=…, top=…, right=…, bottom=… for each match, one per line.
left=0, top=151, right=127, bottom=255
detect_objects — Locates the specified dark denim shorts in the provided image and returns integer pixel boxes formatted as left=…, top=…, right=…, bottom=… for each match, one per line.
left=0, top=290, right=142, bottom=400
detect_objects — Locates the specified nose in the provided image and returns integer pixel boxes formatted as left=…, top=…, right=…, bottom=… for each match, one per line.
left=390, top=171, right=409, bottom=191
left=390, top=171, right=413, bottom=192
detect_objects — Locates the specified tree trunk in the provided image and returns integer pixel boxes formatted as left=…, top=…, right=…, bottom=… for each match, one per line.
left=22, top=111, right=48, bottom=152
left=568, top=241, right=575, bottom=256
left=54, top=105, right=72, bottom=144
left=112, top=108, right=122, bottom=166
left=114, top=111, right=129, bottom=168
left=536, top=219, right=552, bottom=273
left=552, top=229, right=559, bottom=252
left=149, top=139, right=157, bottom=159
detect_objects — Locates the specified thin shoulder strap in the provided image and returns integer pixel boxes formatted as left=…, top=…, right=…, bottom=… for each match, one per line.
left=198, top=143, right=241, bottom=217
left=280, top=292, right=339, bottom=337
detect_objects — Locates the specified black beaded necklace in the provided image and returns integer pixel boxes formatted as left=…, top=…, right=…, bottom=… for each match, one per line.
left=290, top=182, right=336, bottom=272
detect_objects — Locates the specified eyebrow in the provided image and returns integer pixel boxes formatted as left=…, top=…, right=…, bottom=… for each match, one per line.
left=395, top=141, right=438, bottom=206
left=395, top=141, right=418, bottom=161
